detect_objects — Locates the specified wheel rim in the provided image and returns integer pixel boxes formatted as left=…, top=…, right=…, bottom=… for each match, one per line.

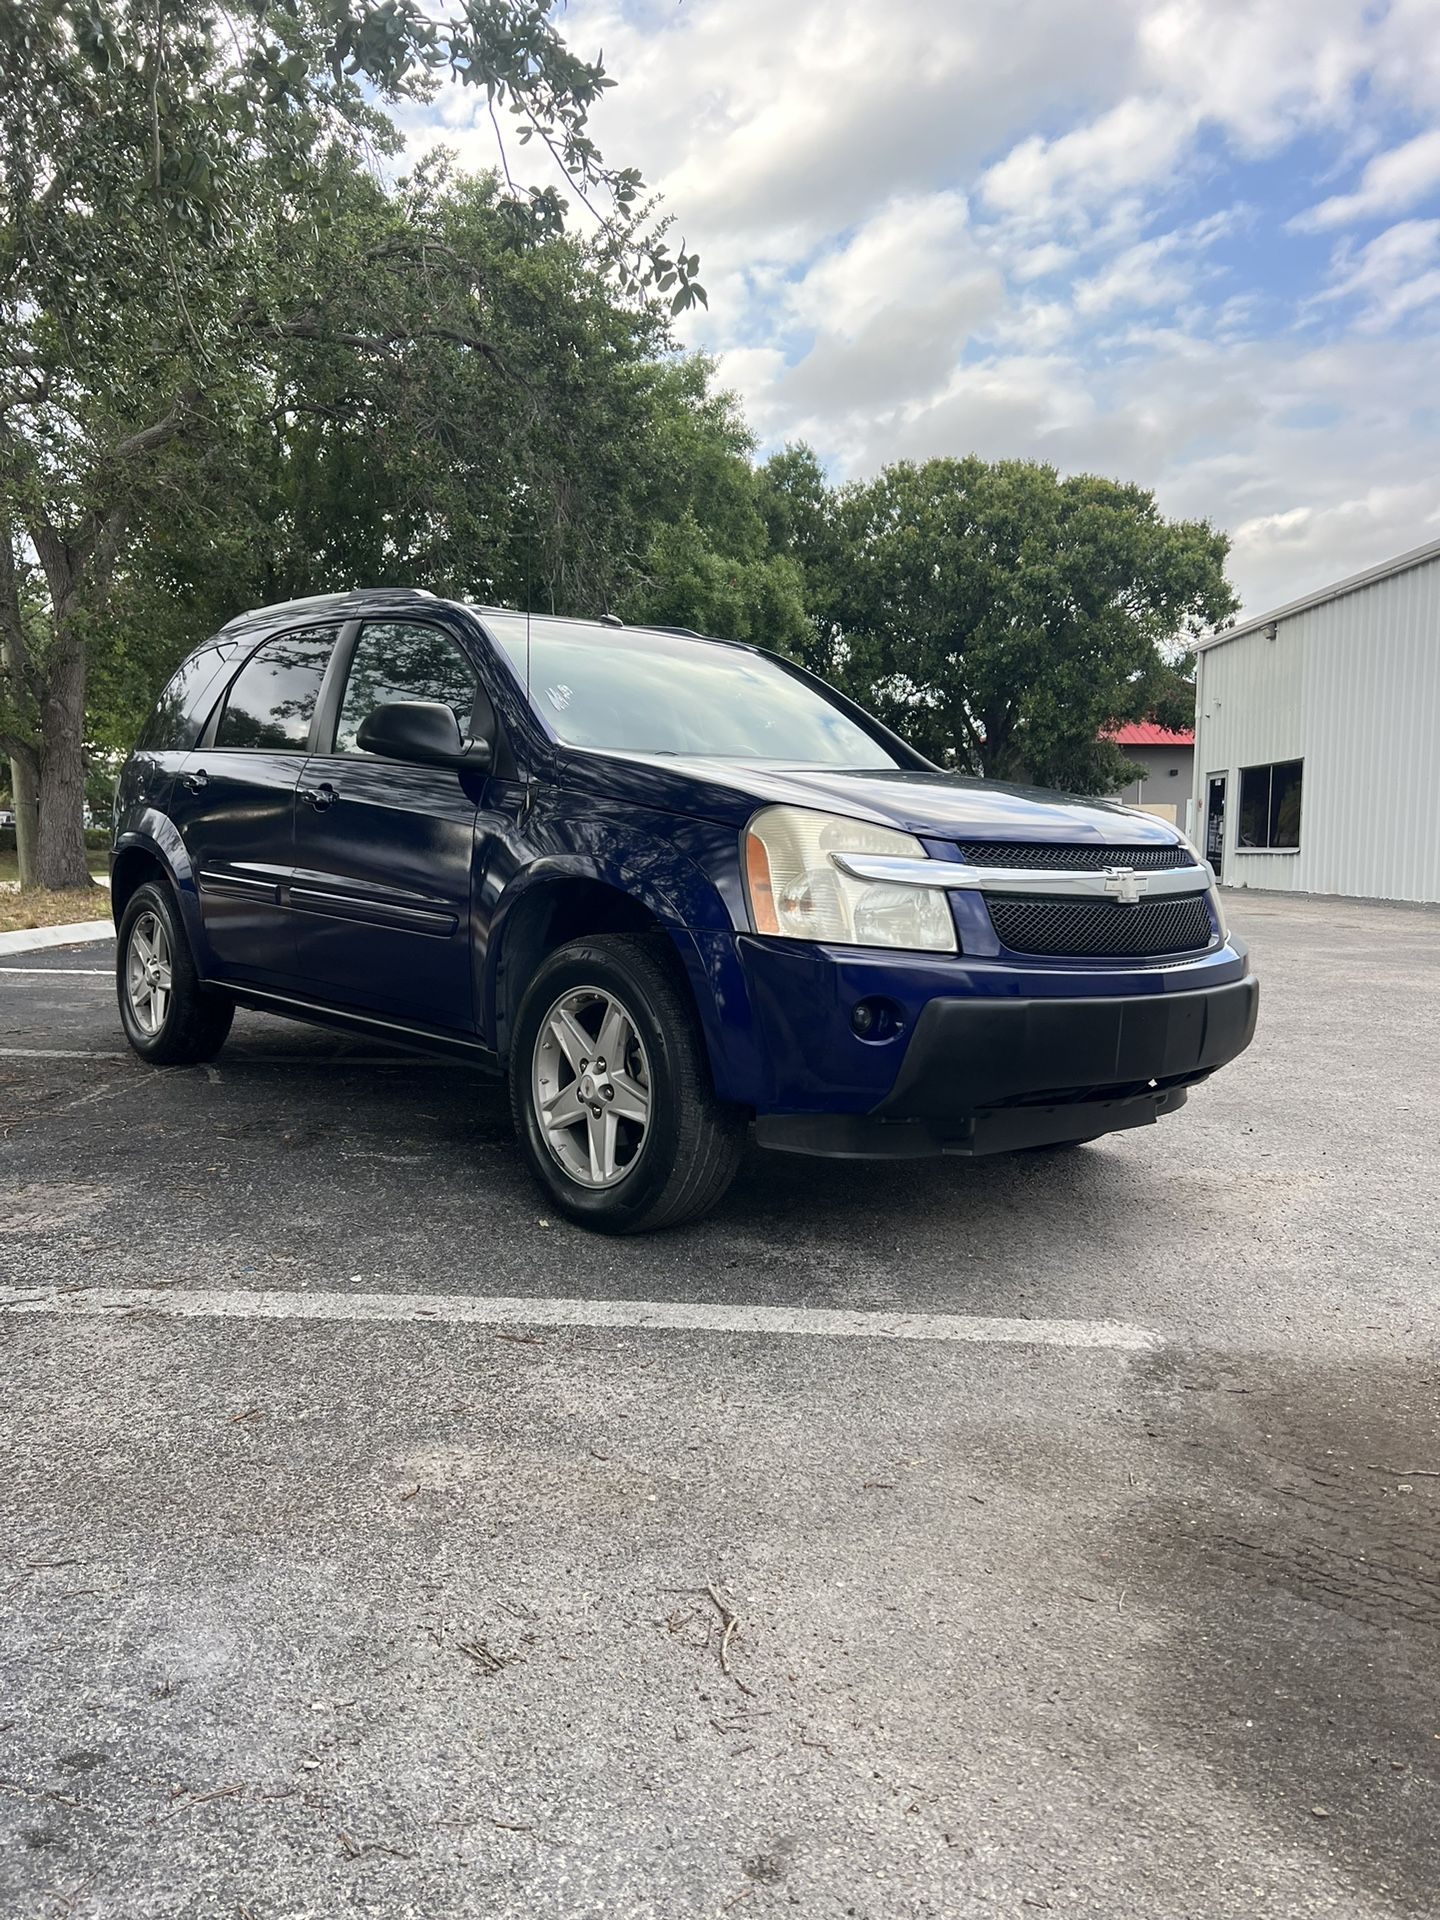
left=531, top=984, right=651, bottom=1190
left=125, top=910, right=173, bottom=1037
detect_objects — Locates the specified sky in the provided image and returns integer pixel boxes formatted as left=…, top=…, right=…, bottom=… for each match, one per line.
left=403, top=0, right=1440, bottom=618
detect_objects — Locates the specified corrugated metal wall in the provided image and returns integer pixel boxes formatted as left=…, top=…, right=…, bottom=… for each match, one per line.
left=1194, top=552, right=1440, bottom=903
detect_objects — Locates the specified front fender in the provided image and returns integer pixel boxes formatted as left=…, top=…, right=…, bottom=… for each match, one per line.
left=481, top=825, right=761, bottom=1104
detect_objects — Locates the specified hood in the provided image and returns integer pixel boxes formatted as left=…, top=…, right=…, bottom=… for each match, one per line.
left=572, top=751, right=1187, bottom=848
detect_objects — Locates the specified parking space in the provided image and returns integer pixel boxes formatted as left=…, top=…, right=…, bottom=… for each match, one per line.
left=2, top=893, right=1437, bottom=1917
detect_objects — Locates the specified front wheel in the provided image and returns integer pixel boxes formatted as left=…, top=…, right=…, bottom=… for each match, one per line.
left=117, top=880, right=234, bottom=1065
left=509, top=934, right=744, bottom=1234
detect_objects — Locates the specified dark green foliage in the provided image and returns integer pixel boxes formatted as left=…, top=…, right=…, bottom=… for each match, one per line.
left=760, top=450, right=1233, bottom=793
left=0, top=0, right=707, bottom=884
left=1, top=0, right=1236, bottom=884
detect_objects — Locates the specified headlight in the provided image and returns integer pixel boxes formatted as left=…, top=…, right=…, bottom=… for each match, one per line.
left=1175, top=826, right=1228, bottom=941
left=1207, top=879, right=1228, bottom=942
left=743, top=805, right=957, bottom=953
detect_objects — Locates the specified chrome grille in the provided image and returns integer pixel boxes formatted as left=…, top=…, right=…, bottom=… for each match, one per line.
left=985, top=892, right=1214, bottom=958
left=958, top=841, right=1196, bottom=871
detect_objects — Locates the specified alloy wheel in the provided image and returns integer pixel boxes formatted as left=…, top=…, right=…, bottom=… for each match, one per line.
left=531, top=984, right=651, bottom=1188
left=125, top=910, right=173, bottom=1037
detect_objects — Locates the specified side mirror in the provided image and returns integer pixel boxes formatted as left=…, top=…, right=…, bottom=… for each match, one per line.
left=356, top=700, right=492, bottom=771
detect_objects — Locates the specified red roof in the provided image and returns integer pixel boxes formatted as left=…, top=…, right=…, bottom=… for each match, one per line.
left=1106, top=722, right=1194, bottom=748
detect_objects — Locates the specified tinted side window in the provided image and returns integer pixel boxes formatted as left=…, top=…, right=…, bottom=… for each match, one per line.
left=214, top=628, right=336, bottom=752
left=333, top=621, right=479, bottom=755
left=135, top=644, right=236, bottom=752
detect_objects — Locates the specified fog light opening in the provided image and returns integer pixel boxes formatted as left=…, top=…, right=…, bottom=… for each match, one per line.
left=851, top=997, right=905, bottom=1043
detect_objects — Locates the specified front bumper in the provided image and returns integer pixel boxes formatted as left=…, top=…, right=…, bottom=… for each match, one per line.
left=738, top=950, right=1258, bottom=1159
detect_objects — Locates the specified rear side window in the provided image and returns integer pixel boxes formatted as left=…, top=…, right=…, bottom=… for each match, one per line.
left=214, top=627, right=337, bottom=752
left=332, top=621, right=480, bottom=755
left=135, top=645, right=235, bottom=752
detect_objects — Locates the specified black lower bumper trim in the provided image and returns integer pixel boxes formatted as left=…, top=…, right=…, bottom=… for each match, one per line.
left=754, top=1086, right=1189, bottom=1160
left=752, top=973, right=1257, bottom=1161
left=873, top=975, right=1258, bottom=1119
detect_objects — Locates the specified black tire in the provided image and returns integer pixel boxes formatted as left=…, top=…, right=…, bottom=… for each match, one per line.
left=509, top=933, right=744, bottom=1234
left=116, top=879, right=234, bottom=1065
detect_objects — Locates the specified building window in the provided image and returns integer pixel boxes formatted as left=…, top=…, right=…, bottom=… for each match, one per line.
left=1238, top=759, right=1303, bottom=850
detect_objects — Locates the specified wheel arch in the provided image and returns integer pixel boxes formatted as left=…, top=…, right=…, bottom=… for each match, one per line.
left=486, top=870, right=668, bottom=1064
left=110, top=818, right=206, bottom=962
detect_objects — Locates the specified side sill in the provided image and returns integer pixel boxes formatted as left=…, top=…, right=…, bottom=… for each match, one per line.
left=213, top=981, right=502, bottom=1073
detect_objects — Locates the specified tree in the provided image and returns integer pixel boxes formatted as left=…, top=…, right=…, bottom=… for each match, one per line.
left=72, top=173, right=781, bottom=765
left=0, top=0, right=703, bottom=888
left=776, top=456, right=1234, bottom=793
left=755, top=441, right=849, bottom=676
left=616, top=363, right=809, bottom=651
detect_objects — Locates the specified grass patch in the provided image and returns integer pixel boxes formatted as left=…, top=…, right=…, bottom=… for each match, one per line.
left=0, top=851, right=109, bottom=885
left=0, top=886, right=112, bottom=934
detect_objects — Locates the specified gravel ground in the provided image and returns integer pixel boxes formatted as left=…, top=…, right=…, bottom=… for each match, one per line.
left=0, top=889, right=1436, bottom=1919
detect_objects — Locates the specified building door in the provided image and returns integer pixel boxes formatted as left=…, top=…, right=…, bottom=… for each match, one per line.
left=1205, top=773, right=1227, bottom=881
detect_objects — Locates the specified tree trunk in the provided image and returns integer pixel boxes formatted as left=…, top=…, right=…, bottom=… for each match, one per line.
left=34, top=635, right=94, bottom=892
left=8, top=750, right=38, bottom=887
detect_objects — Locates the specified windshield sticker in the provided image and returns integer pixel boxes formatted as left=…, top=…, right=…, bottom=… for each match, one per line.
left=546, top=683, right=573, bottom=713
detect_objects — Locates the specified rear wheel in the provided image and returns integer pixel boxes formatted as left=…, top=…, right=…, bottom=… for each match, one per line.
left=510, top=934, right=744, bottom=1234
left=117, top=880, right=233, bottom=1065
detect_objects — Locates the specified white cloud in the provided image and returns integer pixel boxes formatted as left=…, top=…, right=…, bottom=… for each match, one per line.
left=1137, top=0, right=1376, bottom=151
left=1292, top=127, right=1440, bottom=230
left=1012, top=241, right=1079, bottom=283
left=1320, top=217, right=1440, bottom=327
left=785, top=193, right=978, bottom=336
left=994, top=300, right=1074, bottom=349
left=398, top=0, right=1440, bottom=615
left=981, top=96, right=1195, bottom=225
left=1073, top=231, right=1194, bottom=315
left=1230, top=484, right=1440, bottom=599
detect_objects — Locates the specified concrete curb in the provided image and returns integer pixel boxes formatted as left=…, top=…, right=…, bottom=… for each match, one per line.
left=0, top=919, right=115, bottom=957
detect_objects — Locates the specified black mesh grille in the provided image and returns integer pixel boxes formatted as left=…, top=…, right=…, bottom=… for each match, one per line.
left=985, top=891, right=1214, bottom=957
left=959, top=841, right=1196, bottom=871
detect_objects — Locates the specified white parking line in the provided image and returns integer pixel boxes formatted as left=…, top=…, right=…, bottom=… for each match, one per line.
left=0, top=1046, right=452, bottom=1065
left=0, top=1047, right=128, bottom=1059
left=0, top=967, right=112, bottom=976
left=0, top=1285, right=1158, bottom=1350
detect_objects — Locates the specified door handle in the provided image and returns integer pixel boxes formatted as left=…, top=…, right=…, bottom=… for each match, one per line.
left=181, top=769, right=208, bottom=794
left=300, top=782, right=338, bottom=812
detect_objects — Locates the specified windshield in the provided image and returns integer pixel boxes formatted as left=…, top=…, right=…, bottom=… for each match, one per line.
left=481, top=614, right=903, bottom=768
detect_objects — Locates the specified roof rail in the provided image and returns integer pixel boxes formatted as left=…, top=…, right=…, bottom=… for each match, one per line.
left=219, top=585, right=439, bottom=630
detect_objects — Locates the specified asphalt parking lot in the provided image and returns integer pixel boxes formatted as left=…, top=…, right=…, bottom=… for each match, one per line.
left=1, top=890, right=1437, bottom=1919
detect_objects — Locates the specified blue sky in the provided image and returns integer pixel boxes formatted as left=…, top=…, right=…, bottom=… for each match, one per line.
left=404, top=0, right=1440, bottom=615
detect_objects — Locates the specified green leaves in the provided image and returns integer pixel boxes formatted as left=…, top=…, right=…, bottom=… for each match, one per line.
left=759, top=453, right=1236, bottom=792
left=1, top=0, right=710, bottom=886
left=5, top=1, right=703, bottom=323
left=68, top=2, right=124, bottom=74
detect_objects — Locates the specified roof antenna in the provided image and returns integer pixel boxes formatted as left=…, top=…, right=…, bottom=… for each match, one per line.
left=525, top=520, right=533, bottom=717
left=515, top=526, right=540, bottom=819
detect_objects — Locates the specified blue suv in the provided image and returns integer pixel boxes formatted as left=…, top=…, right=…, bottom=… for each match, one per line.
left=112, top=590, right=1258, bottom=1232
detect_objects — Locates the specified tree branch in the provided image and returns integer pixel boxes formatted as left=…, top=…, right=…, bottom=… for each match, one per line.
left=109, top=389, right=198, bottom=466
left=0, top=727, right=39, bottom=770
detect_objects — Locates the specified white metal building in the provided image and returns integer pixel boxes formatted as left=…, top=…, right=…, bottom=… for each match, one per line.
left=1192, top=536, right=1440, bottom=904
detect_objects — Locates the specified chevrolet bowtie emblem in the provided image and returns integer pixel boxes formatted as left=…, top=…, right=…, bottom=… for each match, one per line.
left=1103, top=866, right=1145, bottom=905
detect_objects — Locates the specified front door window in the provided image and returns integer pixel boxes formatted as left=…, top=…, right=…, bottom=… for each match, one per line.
left=332, top=622, right=479, bottom=754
